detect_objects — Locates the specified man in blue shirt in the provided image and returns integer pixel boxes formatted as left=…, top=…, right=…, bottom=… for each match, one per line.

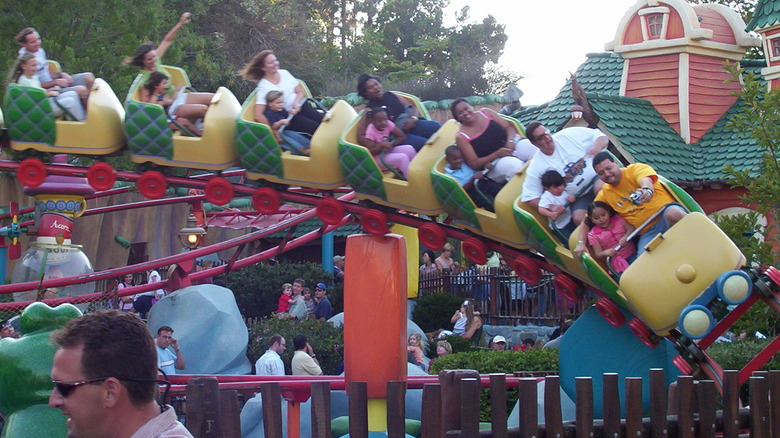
left=155, top=326, right=185, bottom=375
left=313, top=283, right=332, bottom=320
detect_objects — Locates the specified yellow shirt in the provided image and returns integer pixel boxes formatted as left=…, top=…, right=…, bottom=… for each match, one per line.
left=594, top=163, right=675, bottom=231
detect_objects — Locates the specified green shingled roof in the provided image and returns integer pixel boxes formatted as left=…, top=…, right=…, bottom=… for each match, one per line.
left=513, top=52, right=625, bottom=130
left=746, top=0, right=780, bottom=31
left=267, top=217, right=362, bottom=239
left=516, top=51, right=765, bottom=184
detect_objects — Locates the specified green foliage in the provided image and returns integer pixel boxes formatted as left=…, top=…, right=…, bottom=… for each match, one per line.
left=248, top=315, right=343, bottom=375
left=708, top=338, right=779, bottom=402
left=429, top=349, right=559, bottom=421
left=711, top=211, right=774, bottom=267
left=412, top=293, right=463, bottom=333
left=220, top=262, right=334, bottom=319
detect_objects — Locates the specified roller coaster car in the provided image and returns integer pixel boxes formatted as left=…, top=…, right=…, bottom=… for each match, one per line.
left=3, top=60, right=125, bottom=155
left=619, top=212, right=749, bottom=338
left=236, top=87, right=357, bottom=189
left=124, top=66, right=240, bottom=171
left=430, top=157, right=531, bottom=251
left=338, top=93, right=452, bottom=215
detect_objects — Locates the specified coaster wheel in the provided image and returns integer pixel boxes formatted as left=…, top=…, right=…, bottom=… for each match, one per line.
left=672, top=355, right=693, bottom=375
left=252, top=188, right=280, bottom=215
left=765, top=266, right=780, bottom=287
left=361, top=210, right=390, bottom=236
left=17, top=158, right=47, bottom=188
left=204, top=177, right=234, bottom=206
left=418, top=223, right=447, bottom=251
left=462, top=238, right=488, bottom=265
left=316, top=197, right=345, bottom=226
left=595, top=297, right=625, bottom=328
left=137, top=171, right=167, bottom=199
left=552, top=274, right=579, bottom=303
left=87, top=162, right=116, bottom=191
left=510, top=257, right=542, bottom=286
left=628, top=318, right=658, bottom=348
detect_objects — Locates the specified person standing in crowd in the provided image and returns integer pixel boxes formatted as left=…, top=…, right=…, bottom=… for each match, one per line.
left=49, top=310, right=192, bottom=437
left=155, top=326, right=185, bottom=375
left=490, top=335, right=507, bottom=351
left=291, top=335, right=322, bottom=376
left=289, top=278, right=308, bottom=320
left=255, top=335, right=286, bottom=376
left=333, top=255, right=345, bottom=283
left=313, top=283, right=332, bottom=320
left=117, top=273, right=135, bottom=312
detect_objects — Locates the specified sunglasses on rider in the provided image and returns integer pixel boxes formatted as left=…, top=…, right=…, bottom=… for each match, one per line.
left=53, top=376, right=171, bottom=399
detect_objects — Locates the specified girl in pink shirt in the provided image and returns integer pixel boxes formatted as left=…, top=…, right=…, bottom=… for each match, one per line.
left=362, top=107, right=416, bottom=178
left=586, top=201, right=637, bottom=273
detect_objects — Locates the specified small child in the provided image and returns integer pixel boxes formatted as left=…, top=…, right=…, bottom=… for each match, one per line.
left=363, top=107, right=416, bottom=178
left=444, top=146, right=501, bottom=211
left=264, top=90, right=311, bottom=155
left=142, top=71, right=202, bottom=136
left=275, top=283, right=297, bottom=314
left=538, top=170, right=576, bottom=246
left=407, top=333, right=425, bottom=369
left=586, top=201, right=637, bottom=273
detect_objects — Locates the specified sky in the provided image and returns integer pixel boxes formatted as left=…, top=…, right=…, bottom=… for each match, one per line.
left=445, top=0, right=634, bottom=105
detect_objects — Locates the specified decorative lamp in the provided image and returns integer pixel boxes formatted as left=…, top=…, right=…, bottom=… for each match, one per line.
left=569, top=104, right=584, bottom=120
left=178, top=215, right=207, bottom=250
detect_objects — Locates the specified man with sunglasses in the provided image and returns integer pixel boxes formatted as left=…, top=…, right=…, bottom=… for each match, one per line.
left=521, top=121, right=608, bottom=226
left=49, top=310, right=192, bottom=437
left=313, top=283, right=332, bottom=320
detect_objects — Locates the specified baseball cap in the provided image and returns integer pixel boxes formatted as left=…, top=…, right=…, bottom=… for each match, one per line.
left=316, top=283, right=327, bottom=290
left=492, top=335, right=506, bottom=344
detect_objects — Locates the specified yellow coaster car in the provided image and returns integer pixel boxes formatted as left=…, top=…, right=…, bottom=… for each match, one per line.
left=124, top=66, right=240, bottom=171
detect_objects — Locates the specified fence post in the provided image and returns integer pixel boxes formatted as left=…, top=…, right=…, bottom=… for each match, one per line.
left=348, top=381, right=368, bottom=438
left=648, top=368, right=668, bottom=438
left=517, top=378, right=538, bottom=438
left=259, top=382, right=283, bottom=438
left=489, top=267, right=499, bottom=316
left=575, top=377, right=593, bottom=438
left=439, top=369, right=480, bottom=435
left=420, top=383, right=442, bottom=438
left=625, top=377, right=643, bottom=437
left=749, top=375, right=770, bottom=438
left=543, top=375, right=563, bottom=438
left=489, top=374, right=508, bottom=438
left=676, top=375, right=695, bottom=438
left=770, top=371, right=780, bottom=438
left=311, top=382, right=331, bottom=438
left=186, top=377, right=222, bottom=438
left=460, top=378, right=481, bottom=437
left=387, top=381, right=407, bottom=438
left=602, top=373, right=620, bottom=438
left=697, top=380, right=716, bottom=438
left=722, top=370, right=740, bottom=438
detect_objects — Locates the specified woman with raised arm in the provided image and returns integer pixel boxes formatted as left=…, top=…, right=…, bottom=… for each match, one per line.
left=239, top=50, right=323, bottom=136
left=124, top=12, right=214, bottom=122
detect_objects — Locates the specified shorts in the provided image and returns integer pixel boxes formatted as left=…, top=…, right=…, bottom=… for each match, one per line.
left=58, top=73, right=92, bottom=95
left=637, top=203, right=686, bottom=255
left=570, top=190, right=596, bottom=213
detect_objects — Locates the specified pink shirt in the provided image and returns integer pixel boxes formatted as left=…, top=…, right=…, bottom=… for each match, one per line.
left=587, top=215, right=637, bottom=273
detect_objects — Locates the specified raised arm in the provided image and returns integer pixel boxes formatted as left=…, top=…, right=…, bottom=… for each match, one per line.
left=157, top=12, right=191, bottom=60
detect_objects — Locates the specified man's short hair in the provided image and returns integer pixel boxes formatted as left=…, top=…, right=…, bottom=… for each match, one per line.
left=15, top=28, right=36, bottom=45
left=51, top=310, right=157, bottom=406
left=157, top=326, right=173, bottom=335
left=293, top=335, right=307, bottom=350
left=592, top=151, right=615, bottom=169
left=269, top=334, right=283, bottom=347
left=541, top=170, right=565, bottom=189
left=293, top=278, right=305, bottom=287
left=525, top=121, right=544, bottom=142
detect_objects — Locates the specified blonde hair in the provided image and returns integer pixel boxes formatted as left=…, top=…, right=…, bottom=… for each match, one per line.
left=8, top=52, right=35, bottom=85
left=442, top=243, right=454, bottom=253
left=283, top=283, right=292, bottom=290
left=409, top=332, right=423, bottom=346
left=436, top=340, right=452, bottom=355
left=266, top=90, right=283, bottom=104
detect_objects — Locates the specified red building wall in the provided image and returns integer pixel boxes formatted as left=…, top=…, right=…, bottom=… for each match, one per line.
left=625, top=54, right=681, bottom=134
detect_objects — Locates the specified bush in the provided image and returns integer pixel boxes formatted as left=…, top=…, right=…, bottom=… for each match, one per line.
left=426, top=335, right=472, bottom=359
left=248, top=316, right=344, bottom=375
left=413, top=293, right=463, bottom=333
left=429, top=349, right=559, bottom=421
left=707, top=338, right=779, bottom=403
left=220, top=262, right=335, bottom=318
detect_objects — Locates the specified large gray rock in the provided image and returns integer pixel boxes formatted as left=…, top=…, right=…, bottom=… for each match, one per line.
left=148, top=284, right=251, bottom=374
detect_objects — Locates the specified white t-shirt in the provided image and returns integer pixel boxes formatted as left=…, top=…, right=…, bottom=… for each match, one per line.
left=521, top=127, right=606, bottom=202
left=140, top=270, right=164, bottom=298
left=17, top=74, right=42, bottom=88
left=254, top=69, right=300, bottom=111
left=539, top=190, right=572, bottom=229
left=18, top=47, right=52, bottom=83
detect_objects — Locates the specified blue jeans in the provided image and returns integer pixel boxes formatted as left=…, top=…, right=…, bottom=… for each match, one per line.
left=405, top=119, right=441, bottom=151
left=281, top=130, right=311, bottom=154
left=637, top=203, right=686, bottom=255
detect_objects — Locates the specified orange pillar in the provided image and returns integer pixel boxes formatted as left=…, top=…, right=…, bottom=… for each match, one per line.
left=343, top=233, right=408, bottom=430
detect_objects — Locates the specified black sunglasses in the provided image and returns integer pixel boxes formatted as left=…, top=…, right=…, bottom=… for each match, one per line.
left=53, top=377, right=171, bottom=400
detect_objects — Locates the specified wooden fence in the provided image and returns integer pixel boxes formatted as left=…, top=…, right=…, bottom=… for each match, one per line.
left=182, top=368, right=778, bottom=438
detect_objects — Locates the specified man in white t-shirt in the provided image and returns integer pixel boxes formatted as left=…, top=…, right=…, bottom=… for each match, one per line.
left=255, top=335, right=286, bottom=376
left=15, top=27, right=94, bottom=104
left=521, top=121, right=608, bottom=225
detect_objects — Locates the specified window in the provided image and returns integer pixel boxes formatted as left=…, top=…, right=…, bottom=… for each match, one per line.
left=773, top=38, right=780, bottom=58
left=647, top=14, right=664, bottom=38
